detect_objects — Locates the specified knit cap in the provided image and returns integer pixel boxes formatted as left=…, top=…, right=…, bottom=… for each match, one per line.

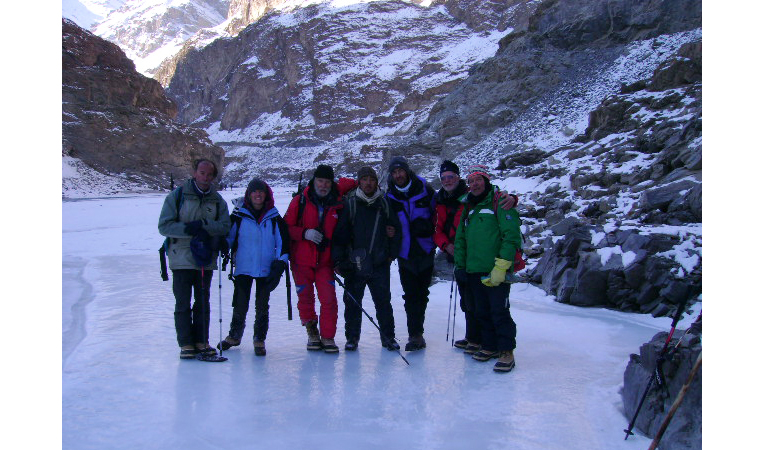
left=357, top=166, right=378, bottom=181
left=466, top=164, right=491, bottom=180
left=313, top=164, right=334, bottom=180
left=388, top=156, right=410, bottom=174
left=439, top=160, right=459, bottom=176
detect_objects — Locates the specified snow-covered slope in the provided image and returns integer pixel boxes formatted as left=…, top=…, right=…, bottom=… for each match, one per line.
left=62, top=0, right=127, bottom=28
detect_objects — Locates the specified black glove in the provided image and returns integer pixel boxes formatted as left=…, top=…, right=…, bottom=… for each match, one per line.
left=411, top=218, right=434, bottom=238
left=334, top=261, right=354, bottom=278
left=263, top=260, right=287, bottom=292
left=184, top=220, right=204, bottom=236
left=454, top=268, right=469, bottom=285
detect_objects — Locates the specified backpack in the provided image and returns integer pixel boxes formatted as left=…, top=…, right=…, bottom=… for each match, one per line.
left=462, top=189, right=526, bottom=273
left=159, top=187, right=184, bottom=281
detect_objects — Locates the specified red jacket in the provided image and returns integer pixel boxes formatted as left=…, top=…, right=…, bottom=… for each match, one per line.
left=284, top=177, right=357, bottom=267
left=434, top=181, right=468, bottom=251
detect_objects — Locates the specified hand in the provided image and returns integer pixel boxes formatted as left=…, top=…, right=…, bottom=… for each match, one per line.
left=411, top=218, right=434, bottom=238
left=304, top=228, right=324, bottom=245
left=264, top=260, right=286, bottom=292
left=444, top=243, right=455, bottom=256
left=498, top=192, right=519, bottom=209
left=454, top=267, right=468, bottom=284
left=184, top=220, right=204, bottom=236
left=334, top=261, right=353, bottom=278
left=482, top=258, right=512, bottom=287
left=386, top=225, right=395, bottom=238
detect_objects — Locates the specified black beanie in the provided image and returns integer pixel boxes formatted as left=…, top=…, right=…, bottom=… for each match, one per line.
left=388, top=156, right=410, bottom=174
left=314, top=164, right=334, bottom=180
left=247, top=178, right=268, bottom=194
left=439, top=160, right=459, bottom=176
left=357, top=166, right=378, bottom=181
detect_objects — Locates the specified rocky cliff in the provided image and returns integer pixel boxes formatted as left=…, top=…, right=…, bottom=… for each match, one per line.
left=62, top=18, right=224, bottom=196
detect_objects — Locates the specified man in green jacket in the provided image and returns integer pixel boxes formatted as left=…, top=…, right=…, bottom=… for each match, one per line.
left=454, top=164, right=522, bottom=373
left=158, top=159, right=231, bottom=359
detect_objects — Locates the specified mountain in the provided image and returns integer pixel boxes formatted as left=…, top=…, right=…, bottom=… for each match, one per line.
left=62, top=19, right=224, bottom=197
left=62, top=0, right=128, bottom=28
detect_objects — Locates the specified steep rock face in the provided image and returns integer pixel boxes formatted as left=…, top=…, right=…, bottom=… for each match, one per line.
left=166, top=0, right=537, bottom=183
left=62, top=19, right=224, bottom=195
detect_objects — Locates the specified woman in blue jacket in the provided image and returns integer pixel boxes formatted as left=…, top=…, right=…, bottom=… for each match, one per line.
left=218, top=178, right=289, bottom=356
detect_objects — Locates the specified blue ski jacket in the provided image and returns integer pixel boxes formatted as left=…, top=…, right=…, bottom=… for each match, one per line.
left=227, top=198, right=289, bottom=278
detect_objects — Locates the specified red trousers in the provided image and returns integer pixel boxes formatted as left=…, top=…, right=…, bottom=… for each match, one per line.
left=292, top=264, right=338, bottom=338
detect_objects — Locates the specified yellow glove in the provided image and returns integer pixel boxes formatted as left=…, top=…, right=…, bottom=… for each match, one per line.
left=482, top=258, right=512, bottom=287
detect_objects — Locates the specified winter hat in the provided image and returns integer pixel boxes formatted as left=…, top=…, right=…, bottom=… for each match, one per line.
left=313, top=164, right=335, bottom=180
left=466, top=164, right=491, bottom=181
left=388, top=156, right=410, bottom=174
left=357, top=166, right=378, bottom=181
left=439, top=160, right=459, bottom=176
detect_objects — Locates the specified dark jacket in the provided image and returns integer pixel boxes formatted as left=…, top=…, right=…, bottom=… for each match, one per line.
left=386, top=174, right=436, bottom=260
left=332, top=188, right=402, bottom=271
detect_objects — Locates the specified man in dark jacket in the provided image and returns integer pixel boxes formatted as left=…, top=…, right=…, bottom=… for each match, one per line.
left=386, top=156, right=436, bottom=351
left=333, top=167, right=402, bottom=351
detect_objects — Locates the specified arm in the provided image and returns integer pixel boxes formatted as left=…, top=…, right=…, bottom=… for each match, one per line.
left=274, top=216, right=290, bottom=264
left=497, top=208, right=523, bottom=267
left=158, top=190, right=187, bottom=238
left=453, top=207, right=468, bottom=270
left=331, top=199, right=352, bottom=265
left=386, top=202, right=402, bottom=261
left=283, top=195, right=306, bottom=242
left=433, top=204, right=450, bottom=251
left=202, top=195, right=231, bottom=237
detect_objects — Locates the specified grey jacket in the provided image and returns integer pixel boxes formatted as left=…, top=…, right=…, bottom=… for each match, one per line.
left=158, top=179, right=231, bottom=270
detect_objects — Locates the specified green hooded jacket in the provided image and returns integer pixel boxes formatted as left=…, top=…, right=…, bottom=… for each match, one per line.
left=454, top=185, right=522, bottom=274
left=158, top=179, right=231, bottom=270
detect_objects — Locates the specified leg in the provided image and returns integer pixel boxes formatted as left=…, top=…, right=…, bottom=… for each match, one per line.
left=314, top=265, right=338, bottom=339
left=414, top=262, right=434, bottom=336
left=469, top=273, right=497, bottom=352
left=368, top=265, right=395, bottom=344
left=228, top=275, right=254, bottom=342
left=172, top=270, right=195, bottom=347
left=252, top=277, right=271, bottom=342
left=292, top=264, right=318, bottom=325
left=457, top=278, right=481, bottom=345
left=191, top=269, right=213, bottom=345
left=398, top=264, right=421, bottom=337
left=486, top=283, right=516, bottom=352
left=343, top=274, right=366, bottom=342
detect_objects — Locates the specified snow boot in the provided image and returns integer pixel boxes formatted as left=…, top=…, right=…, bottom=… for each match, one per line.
left=453, top=339, right=469, bottom=349
left=321, top=338, right=339, bottom=353
left=472, top=349, right=500, bottom=362
left=493, top=351, right=515, bottom=373
left=180, top=345, right=197, bottom=359
left=253, top=340, right=266, bottom=357
left=383, top=340, right=400, bottom=351
left=305, top=320, right=322, bottom=351
left=463, top=342, right=481, bottom=355
left=217, top=336, right=241, bottom=351
left=345, top=339, right=359, bottom=351
left=195, top=343, right=217, bottom=357
left=404, top=335, right=426, bottom=352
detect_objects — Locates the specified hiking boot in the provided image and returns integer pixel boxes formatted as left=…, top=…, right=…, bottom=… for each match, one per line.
left=305, top=320, right=322, bottom=351
left=463, top=342, right=481, bottom=355
left=195, top=343, right=217, bottom=357
left=321, top=338, right=339, bottom=353
left=180, top=345, right=197, bottom=359
left=345, top=339, right=359, bottom=351
left=493, top=351, right=515, bottom=373
left=217, top=336, right=241, bottom=351
left=454, top=339, right=469, bottom=349
left=472, top=349, right=500, bottom=362
left=253, top=340, right=266, bottom=357
left=404, top=335, right=426, bottom=352
left=383, top=340, right=400, bottom=351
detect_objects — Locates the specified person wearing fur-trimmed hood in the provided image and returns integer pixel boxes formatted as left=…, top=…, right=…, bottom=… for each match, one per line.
left=217, top=178, right=289, bottom=356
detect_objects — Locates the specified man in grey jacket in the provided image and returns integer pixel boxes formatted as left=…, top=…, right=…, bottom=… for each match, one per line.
left=158, top=159, right=231, bottom=359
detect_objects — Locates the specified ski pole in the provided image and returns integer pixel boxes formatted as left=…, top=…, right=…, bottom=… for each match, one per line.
left=647, top=352, right=702, bottom=450
left=334, top=275, right=410, bottom=366
left=624, top=297, right=690, bottom=439
left=446, top=275, right=454, bottom=341
left=285, top=261, right=293, bottom=320
left=451, top=279, right=458, bottom=347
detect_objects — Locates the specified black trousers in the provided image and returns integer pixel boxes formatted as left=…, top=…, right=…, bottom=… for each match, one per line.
left=398, top=257, right=434, bottom=337
left=467, top=273, right=516, bottom=352
left=172, top=269, right=213, bottom=347
left=343, top=264, right=395, bottom=344
left=457, top=278, right=481, bottom=344
left=228, top=275, right=270, bottom=342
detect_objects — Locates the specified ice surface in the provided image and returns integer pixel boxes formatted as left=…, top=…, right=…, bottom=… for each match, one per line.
left=62, top=188, right=686, bottom=449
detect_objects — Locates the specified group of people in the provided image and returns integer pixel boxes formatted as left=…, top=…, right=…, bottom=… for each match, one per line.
left=158, top=156, right=523, bottom=373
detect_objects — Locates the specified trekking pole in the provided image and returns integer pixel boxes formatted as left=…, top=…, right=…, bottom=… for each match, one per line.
left=285, top=261, right=293, bottom=320
left=451, top=282, right=458, bottom=347
left=647, top=352, right=702, bottom=450
left=446, top=275, right=454, bottom=342
left=334, top=275, right=410, bottom=366
left=624, top=297, right=690, bottom=439
left=196, top=258, right=227, bottom=362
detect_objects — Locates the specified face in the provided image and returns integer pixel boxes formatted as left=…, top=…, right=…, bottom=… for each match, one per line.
left=467, top=174, right=486, bottom=196
left=391, top=167, right=409, bottom=187
left=359, top=175, right=378, bottom=196
left=249, top=190, right=266, bottom=210
left=193, top=161, right=215, bottom=190
left=440, top=171, right=459, bottom=192
left=314, top=177, right=332, bottom=197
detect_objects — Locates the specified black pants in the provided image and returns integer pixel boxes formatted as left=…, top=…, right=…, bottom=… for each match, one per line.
left=228, top=275, right=270, bottom=342
left=467, top=273, right=516, bottom=352
left=172, top=269, right=213, bottom=347
left=457, top=278, right=481, bottom=344
left=343, top=264, right=395, bottom=344
left=398, top=258, right=434, bottom=337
